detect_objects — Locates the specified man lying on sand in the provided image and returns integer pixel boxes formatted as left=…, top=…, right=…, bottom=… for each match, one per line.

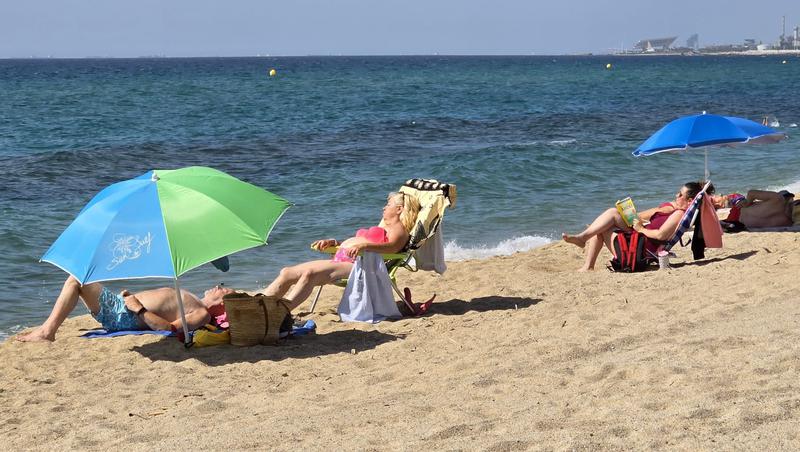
left=712, top=189, right=796, bottom=230
left=16, top=276, right=231, bottom=342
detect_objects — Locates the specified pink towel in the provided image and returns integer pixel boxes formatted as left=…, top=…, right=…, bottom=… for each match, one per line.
left=701, top=197, right=723, bottom=248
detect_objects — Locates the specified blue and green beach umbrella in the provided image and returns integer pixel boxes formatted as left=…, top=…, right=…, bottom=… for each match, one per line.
left=42, top=166, right=291, bottom=345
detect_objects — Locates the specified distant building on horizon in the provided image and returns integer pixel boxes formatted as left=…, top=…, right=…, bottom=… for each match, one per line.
left=617, top=19, right=800, bottom=56
left=686, top=34, right=699, bottom=50
left=778, top=26, right=800, bottom=49
left=777, top=16, right=800, bottom=50
left=633, top=36, right=677, bottom=53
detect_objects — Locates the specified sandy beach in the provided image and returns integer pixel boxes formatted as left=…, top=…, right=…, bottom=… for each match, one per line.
left=2, top=230, right=800, bottom=450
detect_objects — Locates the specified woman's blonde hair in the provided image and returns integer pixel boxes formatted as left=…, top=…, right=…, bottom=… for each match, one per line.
left=389, top=192, right=420, bottom=233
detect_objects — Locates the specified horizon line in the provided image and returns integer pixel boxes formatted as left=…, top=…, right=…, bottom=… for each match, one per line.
left=0, top=52, right=616, bottom=60
left=4, top=50, right=800, bottom=61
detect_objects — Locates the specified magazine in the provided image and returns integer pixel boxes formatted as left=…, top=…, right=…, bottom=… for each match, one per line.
left=615, top=197, right=638, bottom=227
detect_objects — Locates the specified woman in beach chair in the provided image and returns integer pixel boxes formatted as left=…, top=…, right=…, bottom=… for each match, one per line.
left=262, top=192, right=421, bottom=312
left=562, top=181, right=710, bottom=272
left=309, top=179, right=457, bottom=317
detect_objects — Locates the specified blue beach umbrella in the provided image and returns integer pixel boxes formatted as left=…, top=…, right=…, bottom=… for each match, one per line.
left=41, top=166, right=291, bottom=346
left=632, top=113, right=786, bottom=178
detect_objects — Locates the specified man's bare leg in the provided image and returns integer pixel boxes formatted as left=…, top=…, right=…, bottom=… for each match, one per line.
left=16, top=277, right=103, bottom=342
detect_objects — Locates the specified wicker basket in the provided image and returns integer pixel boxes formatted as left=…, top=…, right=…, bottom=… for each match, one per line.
left=223, top=292, right=290, bottom=346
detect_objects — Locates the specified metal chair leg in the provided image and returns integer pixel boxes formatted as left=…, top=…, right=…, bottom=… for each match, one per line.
left=391, top=279, right=405, bottom=300
left=309, top=286, right=323, bottom=313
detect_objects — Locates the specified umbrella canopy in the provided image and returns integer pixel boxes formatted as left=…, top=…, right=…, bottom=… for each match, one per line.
left=43, top=166, right=291, bottom=284
left=632, top=113, right=786, bottom=157
left=632, top=113, right=786, bottom=179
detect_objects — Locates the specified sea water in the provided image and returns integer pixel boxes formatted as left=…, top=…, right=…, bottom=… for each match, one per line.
left=1, top=55, right=798, bottom=338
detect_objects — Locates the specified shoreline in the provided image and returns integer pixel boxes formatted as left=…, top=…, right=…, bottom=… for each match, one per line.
left=3, top=231, right=799, bottom=449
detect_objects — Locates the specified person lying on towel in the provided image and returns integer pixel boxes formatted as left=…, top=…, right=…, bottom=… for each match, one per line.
left=262, top=191, right=420, bottom=312
left=711, top=189, right=796, bottom=231
left=15, top=278, right=232, bottom=342
left=562, top=181, right=710, bottom=272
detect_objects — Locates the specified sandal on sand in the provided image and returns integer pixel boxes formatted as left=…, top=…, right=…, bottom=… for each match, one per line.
left=397, top=287, right=435, bottom=317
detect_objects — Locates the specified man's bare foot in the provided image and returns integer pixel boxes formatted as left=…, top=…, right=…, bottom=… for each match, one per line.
left=562, top=233, right=586, bottom=249
left=577, top=266, right=593, bottom=272
left=15, top=328, right=55, bottom=342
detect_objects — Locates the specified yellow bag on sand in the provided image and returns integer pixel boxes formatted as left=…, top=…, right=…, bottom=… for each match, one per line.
left=193, top=325, right=230, bottom=347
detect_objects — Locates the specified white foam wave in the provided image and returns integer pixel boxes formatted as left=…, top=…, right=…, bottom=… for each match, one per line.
left=444, top=235, right=552, bottom=261
left=494, top=139, right=575, bottom=149
left=495, top=141, right=540, bottom=149
left=761, top=176, right=800, bottom=196
left=548, top=139, right=577, bottom=146
left=0, top=325, right=25, bottom=343
left=776, top=180, right=800, bottom=195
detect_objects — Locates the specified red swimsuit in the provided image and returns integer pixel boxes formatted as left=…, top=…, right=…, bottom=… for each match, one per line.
left=643, top=202, right=684, bottom=254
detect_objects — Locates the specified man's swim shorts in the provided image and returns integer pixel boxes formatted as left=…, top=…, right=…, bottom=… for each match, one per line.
left=92, top=288, right=143, bottom=332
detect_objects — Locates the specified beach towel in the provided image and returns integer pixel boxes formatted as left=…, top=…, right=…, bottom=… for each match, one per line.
left=81, top=329, right=174, bottom=338
left=338, top=251, right=401, bottom=323
left=414, top=226, right=447, bottom=274
left=700, top=196, right=723, bottom=248
left=381, top=179, right=457, bottom=253
left=82, top=320, right=317, bottom=342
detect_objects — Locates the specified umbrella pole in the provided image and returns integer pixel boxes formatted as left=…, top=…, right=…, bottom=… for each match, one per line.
left=704, top=149, right=709, bottom=181
left=173, top=279, right=192, bottom=348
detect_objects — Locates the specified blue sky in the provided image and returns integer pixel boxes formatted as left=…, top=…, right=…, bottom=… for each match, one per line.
left=1, top=0, right=798, bottom=57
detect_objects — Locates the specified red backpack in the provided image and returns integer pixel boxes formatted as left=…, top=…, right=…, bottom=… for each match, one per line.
left=609, top=232, right=650, bottom=272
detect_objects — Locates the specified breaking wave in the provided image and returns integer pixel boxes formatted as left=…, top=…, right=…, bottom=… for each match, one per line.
left=444, top=235, right=552, bottom=261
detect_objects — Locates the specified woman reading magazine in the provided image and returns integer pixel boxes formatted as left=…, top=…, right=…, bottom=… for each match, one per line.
left=562, top=181, right=709, bottom=272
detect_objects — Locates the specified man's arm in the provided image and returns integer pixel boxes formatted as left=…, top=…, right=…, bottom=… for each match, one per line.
left=123, top=292, right=211, bottom=331
left=122, top=292, right=173, bottom=331
left=169, top=309, right=211, bottom=332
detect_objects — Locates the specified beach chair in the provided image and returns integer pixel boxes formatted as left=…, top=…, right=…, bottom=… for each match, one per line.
left=309, top=178, right=457, bottom=313
left=651, top=180, right=714, bottom=264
